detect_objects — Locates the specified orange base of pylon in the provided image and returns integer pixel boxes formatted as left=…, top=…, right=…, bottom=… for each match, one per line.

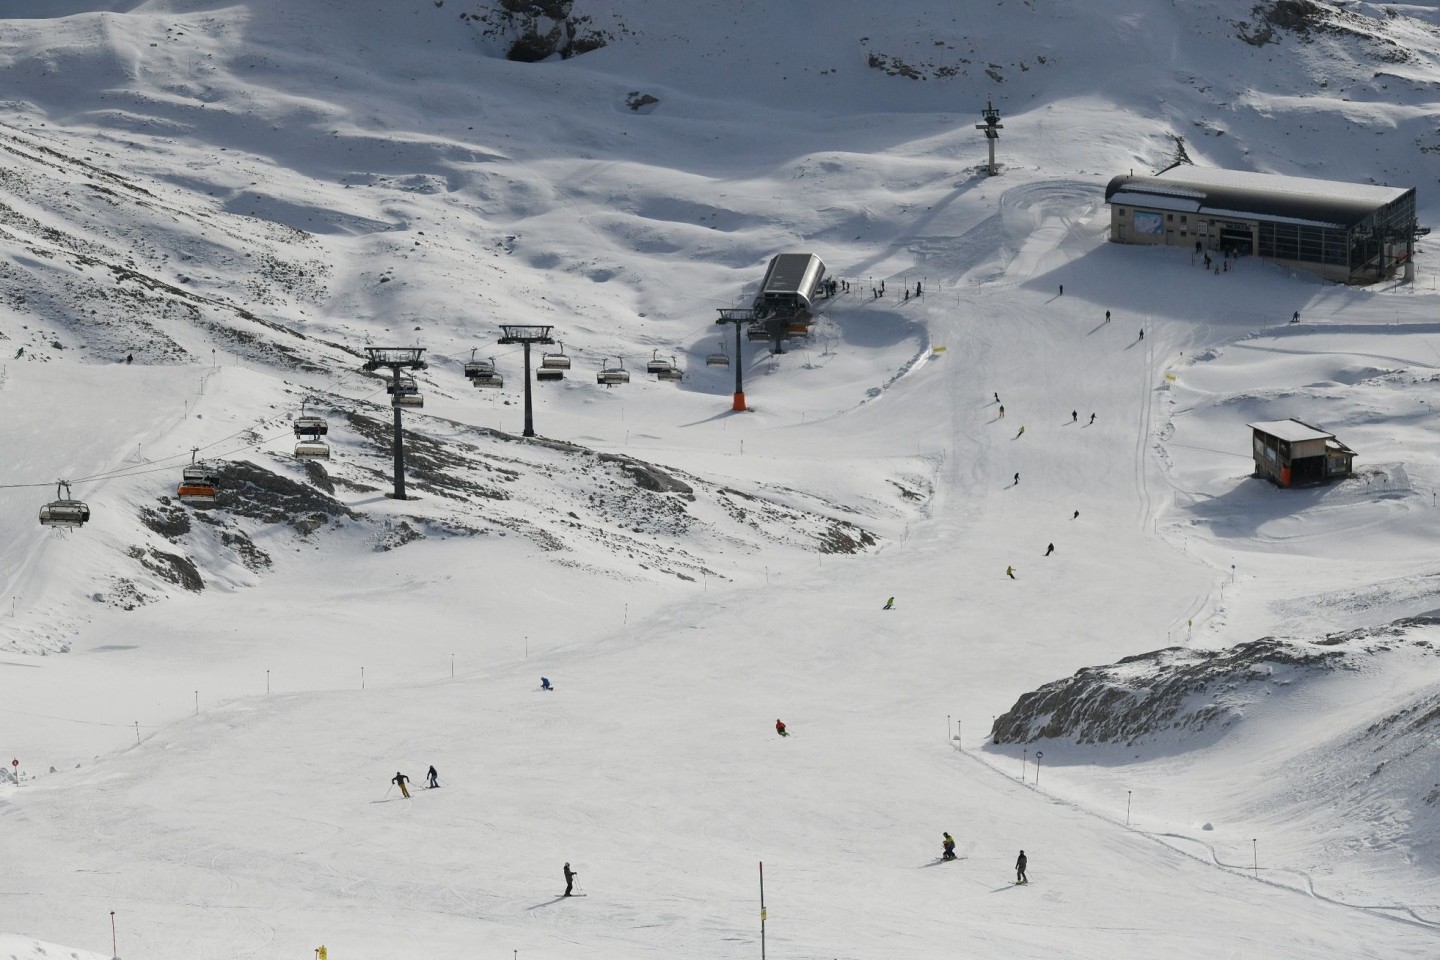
left=732, top=391, right=747, bottom=412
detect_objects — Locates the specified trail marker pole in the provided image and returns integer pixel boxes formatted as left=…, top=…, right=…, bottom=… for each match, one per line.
left=134, top=722, right=139, bottom=745
left=194, top=690, right=198, bottom=716
left=361, top=666, right=365, bottom=690
left=1021, top=747, right=1027, bottom=781
left=1126, top=790, right=1132, bottom=826
left=111, top=910, right=117, bottom=959
left=759, top=860, right=767, bottom=960
left=1252, top=839, right=1258, bottom=879
left=266, top=669, right=270, bottom=695
left=1034, top=750, right=1043, bottom=786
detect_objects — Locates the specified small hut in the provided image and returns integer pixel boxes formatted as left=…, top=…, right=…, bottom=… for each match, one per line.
left=1248, top=419, right=1355, bottom=487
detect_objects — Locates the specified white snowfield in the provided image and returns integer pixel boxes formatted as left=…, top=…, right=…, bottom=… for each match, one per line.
left=1, top=0, right=1439, bottom=957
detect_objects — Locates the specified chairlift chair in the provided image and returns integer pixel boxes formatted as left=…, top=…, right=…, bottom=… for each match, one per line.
left=39, top=481, right=90, bottom=528
left=464, top=350, right=496, bottom=380
left=541, top=343, right=572, bottom=371
left=389, top=374, right=424, bottom=407
left=177, top=453, right=220, bottom=505
left=596, top=357, right=630, bottom=386
left=294, top=440, right=331, bottom=460
left=536, top=366, right=564, bottom=382
left=473, top=371, right=504, bottom=389
left=645, top=350, right=673, bottom=375
left=747, top=326, right=772, bottom=342
left=657, top=356, right=683, bottom=382
left=294, top=415, right=329, bottom=438
left=392, top=392, right=424, bottom=408
left=705, top=341, right=730, bottom=368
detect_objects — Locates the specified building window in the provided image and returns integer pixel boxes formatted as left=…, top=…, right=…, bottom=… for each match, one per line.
left=1167, top=214, right=1174, bottom=221
left=1180, top=215, right=1188, bottom=224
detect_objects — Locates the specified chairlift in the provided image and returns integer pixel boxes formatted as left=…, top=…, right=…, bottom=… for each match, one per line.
left=541, top=343, right=572, bottom=371
left=177, top=449, right=219, bottom=505
left=706, top=341, right=730, bottom=368
left=645, top=349, right=673, bottom=375
left=536, top=365, right=564, bottom=382
left=294, top=401, right=329, bottom=439
left=596, top=357, right=630, bottom=386
left=389, top=374, right=424, bottom=407
left=473, top=370, right=504, bottom=389
left=464, top=349, right=496, bottom=380
left=787, top=321, right=811, bottom=336
left=747, top=325, right=772, bottom=342
left=39, top=481, right=90, bottom=528
left=657, top=356, right=683, bottom=382
left=392, top=392, right=424, bottom=408
left=294, top=439, right=331, bottom=460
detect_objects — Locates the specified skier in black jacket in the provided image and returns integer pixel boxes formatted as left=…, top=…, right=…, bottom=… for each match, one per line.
left=1015, top=850, right=1028, bottom=884
left=564, top=862, right=578, bottom=897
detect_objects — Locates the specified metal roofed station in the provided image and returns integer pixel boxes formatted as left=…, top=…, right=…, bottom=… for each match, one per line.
left=1105, top=166, right=1419, bottom=284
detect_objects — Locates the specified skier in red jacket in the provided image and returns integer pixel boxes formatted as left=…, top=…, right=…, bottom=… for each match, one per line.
left=775, top=719, right=789, bottom=737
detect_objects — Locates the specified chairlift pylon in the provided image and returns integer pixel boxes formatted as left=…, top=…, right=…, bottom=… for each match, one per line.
left=39, top=480, right=90, bottom=528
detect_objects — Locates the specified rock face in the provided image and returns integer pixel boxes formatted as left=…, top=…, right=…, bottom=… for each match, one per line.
left=461, top=1, right=615, bottom=62
left=990, top=618, right=1440, bottom=746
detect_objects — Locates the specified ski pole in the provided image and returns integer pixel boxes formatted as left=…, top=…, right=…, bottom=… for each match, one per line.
left=382, top=784, right=393, bottom=801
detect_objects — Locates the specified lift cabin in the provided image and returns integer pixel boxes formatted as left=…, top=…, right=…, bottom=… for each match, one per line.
left=597, top=357, right=630, bottom=386
left=39, top=481, right=90, bottom=528
left=177, top=458, right=220, bottom=506
left=294, top=439, right=331, bottom=460
left=541, top=343, right=572, bottom=371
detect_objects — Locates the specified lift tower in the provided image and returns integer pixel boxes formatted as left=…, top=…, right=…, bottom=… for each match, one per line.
left=497, top=324, right=555, bottom=437
left=976, top=98, right=1003, bottom=175
left=363, top=346, right=427, bottom=500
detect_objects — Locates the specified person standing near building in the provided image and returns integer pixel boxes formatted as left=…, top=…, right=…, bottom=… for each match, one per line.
left=1015, top=850, right=1028, bottom=884
left=392, top=771, right=410, bottom=799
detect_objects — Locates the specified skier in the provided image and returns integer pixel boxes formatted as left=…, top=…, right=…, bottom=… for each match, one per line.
left=1105, top=310, right=1111, bottom=323
left=1013, top=472, right=1020, bottom=485
left=775, top=719, right=789, bottom=737
left=998, top=404, right=1005, bottom=419
left=1072, top=510, right=1080, bottom=520
left=1015, top=850, right=1028, bottom=885
left=541, top=677, right=553, bottom=691
left=1015, top=425, right=1025, bottom=438
left=1045, top=543, right=1054, bottom=557
left=1138, top=328, right=1144, bottom=341
left=1006, top=565, right=1016, bottom=580
left=392, top=771, right=410, bottom=799
left=1058, top=284, right=1064, bottom=296
left=883, top=597, right=895, bottom=610
left=125, top=353, right=133, bottom=364
left=564, top=862, right=578, bottom=897
left=916, top=281, right=923, bottom=297
left=942, top=832, right=957, bottom=861
left=427, top=765, right=439, bottom=789
left=1089, top=413, right=1096, bottom=425
left=1071, top=410, right=1077, bottom=423
left=1291, top=310, right=1300, bottom=323
left=994, top=392, right=1000, bottom=404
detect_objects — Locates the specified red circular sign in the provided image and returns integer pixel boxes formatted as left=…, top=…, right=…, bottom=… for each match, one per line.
left=10, top=759, right=16, bottom=768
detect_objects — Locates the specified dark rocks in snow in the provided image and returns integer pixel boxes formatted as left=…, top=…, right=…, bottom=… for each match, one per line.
left=991, top=618, right=1440, bottom=747
left=625, top=92, right=660, bottom=112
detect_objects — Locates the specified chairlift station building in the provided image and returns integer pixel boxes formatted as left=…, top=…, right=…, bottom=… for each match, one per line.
left=1248, top=419, right=1355, bottom=488
left=1105, top=167, right=1416, bottom=284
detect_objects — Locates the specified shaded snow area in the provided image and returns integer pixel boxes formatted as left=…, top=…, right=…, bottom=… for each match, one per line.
left=3, top=0, right=1440, bottom=957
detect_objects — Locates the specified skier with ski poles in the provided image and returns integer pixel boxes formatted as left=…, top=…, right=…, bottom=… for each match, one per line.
left=392, top=771, right=410, bottom=799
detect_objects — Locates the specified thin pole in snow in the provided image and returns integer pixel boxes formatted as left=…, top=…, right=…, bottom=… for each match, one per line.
left=1127, top=790, right=1132, bottom=826
left=266, top=669, right=270, bottom=695
left=451, top=654, right=454, bottom=678
left=1252, top=839, right=1258, bottom=879
left=134, top=722, right=139, bottom=745
left=947, top=714, right=951, bottom=742
left=759, top=860, right=766, bottom=960
left=361, top=666, right=365, bottom=690
left=194, top=690, right=198, bottom=716
left=958, top=720, right=962, bottom=748
left=1021, top=747, right=1027, bottom=781
left=111, top=910, right=117, bottom=958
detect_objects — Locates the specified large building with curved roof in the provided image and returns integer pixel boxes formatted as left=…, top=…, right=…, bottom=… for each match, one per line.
left=1104, top=167, right=1417, bottom=284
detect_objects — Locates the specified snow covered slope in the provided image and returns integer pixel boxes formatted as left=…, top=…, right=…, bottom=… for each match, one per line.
left=2, top=0, right=1440, bottom=957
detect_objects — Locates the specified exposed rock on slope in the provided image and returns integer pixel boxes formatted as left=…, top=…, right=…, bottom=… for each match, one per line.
left=991, top=618, right=1440, bottom=746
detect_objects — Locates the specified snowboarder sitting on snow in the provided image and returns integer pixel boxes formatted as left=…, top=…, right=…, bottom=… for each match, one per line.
left=541, top=677, right=553, bottom=691
left=942, top=832, right=956, bottom=861
left=427, top=765, right=439, bottom=789
left=392, top=771, right=410, bottom=799
left=775, top=719, right=789, bottom=737
left=1016, top=850, right=1028, bottom=884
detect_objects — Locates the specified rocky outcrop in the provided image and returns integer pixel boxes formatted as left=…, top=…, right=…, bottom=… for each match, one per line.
left=460, top=1, right=616, bottom=62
